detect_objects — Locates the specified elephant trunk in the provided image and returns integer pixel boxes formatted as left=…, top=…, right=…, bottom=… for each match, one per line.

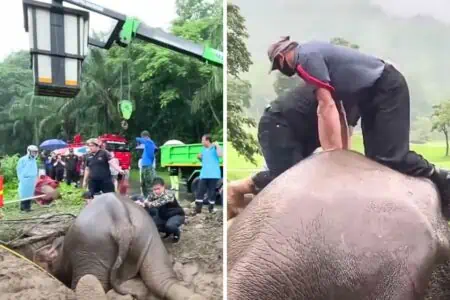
left=165, top=283, right=207, bottom=300
left=140, top=251, right=206, bottom=300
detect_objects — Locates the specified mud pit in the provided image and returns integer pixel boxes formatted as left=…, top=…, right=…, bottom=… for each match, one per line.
left=0, top=206, right=223, bottom=300
left=165, top=209, right=223, bottom=300
left=0, top=246, right=76, bottom=300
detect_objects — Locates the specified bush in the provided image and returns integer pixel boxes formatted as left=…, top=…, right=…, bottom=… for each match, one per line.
left=0, top=155, right=20, bottom=183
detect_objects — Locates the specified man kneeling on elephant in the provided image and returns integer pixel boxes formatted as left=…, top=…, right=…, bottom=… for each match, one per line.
left=137, top=177, right=185, bottom=242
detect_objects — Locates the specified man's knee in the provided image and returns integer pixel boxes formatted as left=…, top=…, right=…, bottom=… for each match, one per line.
left=252, top=170, right=275, bottom=192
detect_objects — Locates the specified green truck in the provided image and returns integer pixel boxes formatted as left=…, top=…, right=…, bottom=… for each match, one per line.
left=160, top=142, right=223, bottom=204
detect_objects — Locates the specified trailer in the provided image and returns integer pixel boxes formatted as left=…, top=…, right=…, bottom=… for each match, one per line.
left=160, top=142, right=223, bottom=204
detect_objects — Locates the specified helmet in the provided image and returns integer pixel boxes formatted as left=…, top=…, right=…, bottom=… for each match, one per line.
left=27, top=145, right=38, bottom=158
left=27, top=145, right=38, bottom=152
left=86, top=138, right=100, bottom=146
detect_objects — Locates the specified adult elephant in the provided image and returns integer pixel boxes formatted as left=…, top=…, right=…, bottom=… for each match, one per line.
left=36, top=193, right=204, bottom=300
left=228, top=150, right=450, bottom=300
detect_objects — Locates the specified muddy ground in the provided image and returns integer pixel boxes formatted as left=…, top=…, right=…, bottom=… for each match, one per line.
left=0, top=199, right=223, bottom=300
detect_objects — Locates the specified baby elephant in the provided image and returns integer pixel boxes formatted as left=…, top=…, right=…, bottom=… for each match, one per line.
left=228, top=150, right=450, bottom=300
left=37, top=193, right=205, bottom=300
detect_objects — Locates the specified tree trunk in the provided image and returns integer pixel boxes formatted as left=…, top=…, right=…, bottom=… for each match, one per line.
left=445, top=129, right=449, bottom=156
left=33, top=118, right=39, bottom=146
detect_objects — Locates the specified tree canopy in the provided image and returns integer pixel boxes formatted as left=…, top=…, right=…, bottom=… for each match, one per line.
left=0, top=0, right=222, bottom=157
left=226, top=3, right=259, bottom=164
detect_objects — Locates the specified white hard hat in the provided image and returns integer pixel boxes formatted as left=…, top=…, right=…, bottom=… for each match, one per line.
left=27, top=145, right=38, bottom=152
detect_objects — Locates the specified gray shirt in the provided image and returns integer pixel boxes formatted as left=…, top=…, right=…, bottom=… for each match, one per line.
left=294, top=41, right=385, bottom=102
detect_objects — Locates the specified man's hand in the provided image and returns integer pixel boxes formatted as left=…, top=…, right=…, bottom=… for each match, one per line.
left=227, top=178, right=256, bottom=220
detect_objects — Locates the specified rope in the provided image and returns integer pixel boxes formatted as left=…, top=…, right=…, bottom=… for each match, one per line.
left=0, top=244, right=57, bottom=280
left=0, top=213, right=76, bottom=246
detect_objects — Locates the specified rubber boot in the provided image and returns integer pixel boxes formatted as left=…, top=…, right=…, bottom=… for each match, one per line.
left=195, top=201, right=203, bottom=214
left=208, top=203, right=215, bottom=213
left=430, top=167, right=450, bottom=219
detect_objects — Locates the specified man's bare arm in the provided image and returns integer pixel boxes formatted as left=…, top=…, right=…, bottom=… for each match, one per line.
left=315, top=88, right=343, bottom=150
left=348, top=126, right=354, bottom=150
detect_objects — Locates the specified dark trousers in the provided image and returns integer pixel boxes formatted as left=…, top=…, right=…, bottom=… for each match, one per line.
left=152, top=214, right=185, bottom=236
left=20, top=200, right=32, bottom=211
left=360, top=64, right=434, bottom=177
left=253, top=108, right=319, bottom=191
left=66, top=169, right=79, bottom=185
left=54, top=168, right=64, bottom=182
left=88, top=178, right=115, bottom=196
left=196, top=178, right=219, bottom=204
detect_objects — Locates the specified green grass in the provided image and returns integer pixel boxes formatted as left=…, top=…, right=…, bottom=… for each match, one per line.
left=227, top=134, right=450, bottom=180
left=1, top=183, right=85, bottom=220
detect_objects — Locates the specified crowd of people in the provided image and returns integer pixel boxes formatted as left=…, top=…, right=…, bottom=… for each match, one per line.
left=15, top=131, right=223, bottom=243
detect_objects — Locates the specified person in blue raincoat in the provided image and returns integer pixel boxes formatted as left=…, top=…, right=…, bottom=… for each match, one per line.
left=16, top=145, right=39, bottom=212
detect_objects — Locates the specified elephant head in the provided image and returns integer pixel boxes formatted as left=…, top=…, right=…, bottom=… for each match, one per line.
left=34, top=236, right=71, bottom=287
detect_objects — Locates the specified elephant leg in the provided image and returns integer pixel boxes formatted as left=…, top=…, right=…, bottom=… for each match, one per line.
left=75, top=274, right=107, bottom=300
left=70, top=261, right=111, bottom=292
left=140, top=238, right=206, bottom=300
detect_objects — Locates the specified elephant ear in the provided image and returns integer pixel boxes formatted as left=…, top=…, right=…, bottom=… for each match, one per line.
left=35, top=236, right=64, bottom=264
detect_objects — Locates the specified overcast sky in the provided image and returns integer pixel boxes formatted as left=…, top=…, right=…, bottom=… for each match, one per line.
left=370, top=0, right=450, bottom=23
left=0, top=0, right=177, bottom=60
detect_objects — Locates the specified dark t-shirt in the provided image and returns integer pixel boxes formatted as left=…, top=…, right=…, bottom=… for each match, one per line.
left=86, top=150, right=112, bottom=180
left=293, top=41, right=385, bottom=103
left=270, top=85, right=361, bottom=134
left=65, top=155, right=78, bottom=171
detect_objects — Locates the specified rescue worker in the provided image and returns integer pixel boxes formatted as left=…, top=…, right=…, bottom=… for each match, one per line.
left=136, top=131, right=157, bottom=197
left=82, top=138, right=124, bottom=196
left=228, top=84, right=360, bottom=219
left=16, top=145, right=39, bottom=212
left=137, top=177, right=185, bottom=242
left=64, top=148, right=79, bottom=186
left=195, top=134, right=222, bottom=214
left=266, top=36, right=450, bottom=218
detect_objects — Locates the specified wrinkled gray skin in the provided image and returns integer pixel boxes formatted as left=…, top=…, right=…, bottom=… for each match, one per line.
left=228, top=150, right=450, bottom=300
left=36, top=193, right=204, bottom=300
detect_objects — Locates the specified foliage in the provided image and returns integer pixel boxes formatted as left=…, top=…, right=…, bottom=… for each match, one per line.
left=227, top=77, right=259, bottom=164
left=0, top=0, right=223, bottom=156
left=432, top=102, right=450, bottom=156
left=1, top=182, right=85, bottom=218
left=226, top=3, right=252, bottom=77
left=273, top=73, right=303, bottom=97
left=226, top=3, right=259, bottom=163
left=411, top=117, right=432, bottom=144
left=0, top=155, right=20, bottom=183
left=330, top=37, right=360, bottom=49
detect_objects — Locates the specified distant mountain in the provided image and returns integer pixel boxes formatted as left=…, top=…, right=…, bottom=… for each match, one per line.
left=232, top=0, right=450, bottom=120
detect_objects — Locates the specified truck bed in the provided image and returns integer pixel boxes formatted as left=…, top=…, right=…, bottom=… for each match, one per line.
left=160, top=143, right=224, bottom=167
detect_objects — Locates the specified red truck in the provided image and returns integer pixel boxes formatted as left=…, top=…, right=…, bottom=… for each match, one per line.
left=64, top=134, right=132, bottom=171
left=98, top=134, right=132, bottom=170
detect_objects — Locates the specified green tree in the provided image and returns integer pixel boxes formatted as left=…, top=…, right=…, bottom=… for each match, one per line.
left=226, top=3, right=259, bottom=164
left=431, top=102, right=450, bottom=156
left=411, top=117, right=432, bottom=144
left=330, top=37, right=360, bottom=49
left=273, top=73, right=303, bottom=96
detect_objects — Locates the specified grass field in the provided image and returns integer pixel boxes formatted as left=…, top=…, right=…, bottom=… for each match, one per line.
left=227, top=134, right=450, bottom=181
